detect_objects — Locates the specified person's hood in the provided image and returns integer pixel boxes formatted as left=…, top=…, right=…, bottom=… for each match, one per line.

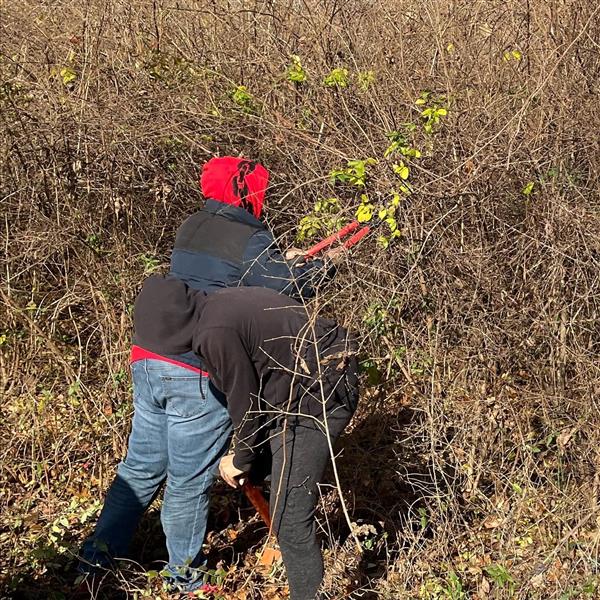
left=200, top=156, right=269, bottom=218
left=133, top=275, right=206, bottom=355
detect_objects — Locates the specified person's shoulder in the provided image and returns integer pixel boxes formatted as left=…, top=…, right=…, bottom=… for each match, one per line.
left=202, top=288, right=248, bottom=321
left=206, top=287, right=288, bottom=314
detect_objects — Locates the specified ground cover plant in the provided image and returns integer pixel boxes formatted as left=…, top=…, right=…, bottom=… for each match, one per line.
left=1, top=1, right=599, bottom=598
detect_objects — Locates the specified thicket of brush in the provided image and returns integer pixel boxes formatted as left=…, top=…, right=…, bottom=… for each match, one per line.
left=1, top=1, right=599, bottom=598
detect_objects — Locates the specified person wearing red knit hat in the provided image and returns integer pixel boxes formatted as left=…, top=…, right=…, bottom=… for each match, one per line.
left=78, top=156, right=335, bottom=594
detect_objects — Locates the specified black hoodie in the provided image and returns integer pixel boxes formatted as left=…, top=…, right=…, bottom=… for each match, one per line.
left=133, top=276, right=356, bottom=470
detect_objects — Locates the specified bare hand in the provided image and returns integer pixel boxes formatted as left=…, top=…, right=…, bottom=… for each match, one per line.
left=285, top=247, right=305, bottom=261
left=323, top=246, right=346, bottom=264
left=219, top=454, right=246, bottom=488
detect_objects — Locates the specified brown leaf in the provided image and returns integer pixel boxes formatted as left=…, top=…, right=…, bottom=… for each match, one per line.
left=258, top=546, right=282, bottom=569
left=557, top=427, right=576, bottom=451
left=478, top=576, right=491, bottom=595
left=482, top=515, right=504, bottom=529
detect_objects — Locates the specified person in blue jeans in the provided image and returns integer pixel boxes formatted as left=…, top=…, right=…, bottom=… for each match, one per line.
left=80, top=360, right=231, bottom=590
left=78, top=157, right=336, bottom=591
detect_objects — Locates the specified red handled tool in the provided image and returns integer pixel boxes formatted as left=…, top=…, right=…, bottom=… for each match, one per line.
left=304, top=220, right=370, bottom=259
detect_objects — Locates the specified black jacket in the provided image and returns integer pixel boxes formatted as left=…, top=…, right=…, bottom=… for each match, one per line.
left=133, top=276, right=357, bottom=471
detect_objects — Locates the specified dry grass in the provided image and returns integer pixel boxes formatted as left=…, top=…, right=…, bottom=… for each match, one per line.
left=1, top=1, right=600, bottom=598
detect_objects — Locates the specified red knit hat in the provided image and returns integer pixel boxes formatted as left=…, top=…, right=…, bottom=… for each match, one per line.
left=200, top=156, right=269, bottom=218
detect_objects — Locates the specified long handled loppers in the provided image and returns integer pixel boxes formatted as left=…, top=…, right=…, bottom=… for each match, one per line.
left=304, top=220, right=370, bottom=259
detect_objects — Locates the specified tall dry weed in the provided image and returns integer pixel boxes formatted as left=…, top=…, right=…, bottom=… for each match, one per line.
left=1, top=1, right=599, bottom=598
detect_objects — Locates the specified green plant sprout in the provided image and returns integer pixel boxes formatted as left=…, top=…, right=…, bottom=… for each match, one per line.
left=139, top=253, right=161, bottom=274
left=363, top=300, right=401, bottom=338
left=230, top=85, right=256, bottom=113
left=384, top=126, right=420, bottom=158
left=297, top=197, right=345, bottom=242
left=286, top=55, right=307, bottom=83
left=419, top=572, right=466, bottom=600
left=393, top=161, right=410, bottom=180
left=522, top=181, right=535, bottom=196
left=355, top=194, right=375, bottom=223
left=357, top=70, right=375, bottom=91
left=330, top=158, right=377, bottom=188
left=323, top=67, right=349, bottom=88
left=59, top=67, right=77, bottom=86
left=485, top=564, right=516, bottom=594
left=375, top=193, right=402, bottom=249
left=416, top=91, right=448, bottom=134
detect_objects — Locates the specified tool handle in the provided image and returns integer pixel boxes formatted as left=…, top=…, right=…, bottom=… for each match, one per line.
left=343, top=225, right=370, bottom=249
left=242, top=480, right=271, bottom=529
left=304, top=221, right=360, bottom=258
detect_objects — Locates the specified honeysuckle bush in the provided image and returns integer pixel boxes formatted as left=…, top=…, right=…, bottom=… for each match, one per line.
left=2, top=0, right=600, bottom=598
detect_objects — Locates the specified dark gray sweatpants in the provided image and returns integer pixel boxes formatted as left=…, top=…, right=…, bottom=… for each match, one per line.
left=268, top=358, right=358, bottom=600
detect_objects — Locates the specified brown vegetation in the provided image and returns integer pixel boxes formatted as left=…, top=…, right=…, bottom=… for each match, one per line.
left=1, top=1, right=599, bottom=598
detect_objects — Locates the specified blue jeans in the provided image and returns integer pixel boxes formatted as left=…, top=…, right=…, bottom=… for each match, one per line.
left=80, top=359, right=232, bottom=590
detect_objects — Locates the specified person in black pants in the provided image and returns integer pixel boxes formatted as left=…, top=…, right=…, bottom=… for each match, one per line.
left=133, top=275, right=359, bottom=600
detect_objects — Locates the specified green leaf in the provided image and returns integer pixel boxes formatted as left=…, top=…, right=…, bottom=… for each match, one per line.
left=415, top=98, right=427, bottom=106
left=393, top=163, right=410, bottom=180
left=385, top=216, right=398, bottom=232
left=357, top=70, right=375, bottom=91
left=376, top=235, right=389, bottom=249
left=60, top=67, right=77, bottom=86
left=522, top=181, right=535, bottom=196
left=286, top=55, right=307, bottom=83
left=378, top=208, right=387, bottom=219
left=323, top=67, right=349, bottom=88
left=356, top=203, right=374, bottom=223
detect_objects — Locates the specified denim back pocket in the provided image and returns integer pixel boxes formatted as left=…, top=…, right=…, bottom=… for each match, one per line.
left=161, top=374, right=209, bottom=418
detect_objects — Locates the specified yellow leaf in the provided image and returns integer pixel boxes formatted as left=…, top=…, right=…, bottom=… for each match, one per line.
left=415, top=98, right=426, bottom=106
left=60, top=67, right=77, bottom=86
left=356, top=204, right=373, bottom=223
left=393, top=163, right=409, bottom=180
left=377, top=235, right=389, bottom=249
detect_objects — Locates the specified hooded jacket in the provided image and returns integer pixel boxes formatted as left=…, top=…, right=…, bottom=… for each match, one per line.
left=170, top=156, right=328, bottom=298
left=133, top=157, right=332, bottom=372
left=134, top=276, right=357, bottom=471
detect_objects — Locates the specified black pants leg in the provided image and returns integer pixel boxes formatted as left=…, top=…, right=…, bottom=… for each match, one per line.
left=269, top=405, right=354, bottom=600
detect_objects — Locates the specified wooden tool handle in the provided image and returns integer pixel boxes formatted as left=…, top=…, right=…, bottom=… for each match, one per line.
left=242, top=480, right=272, bottom=529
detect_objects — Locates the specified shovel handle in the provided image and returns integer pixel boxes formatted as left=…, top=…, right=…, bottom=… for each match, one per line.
left=242, top=480, right=271, bottom=529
